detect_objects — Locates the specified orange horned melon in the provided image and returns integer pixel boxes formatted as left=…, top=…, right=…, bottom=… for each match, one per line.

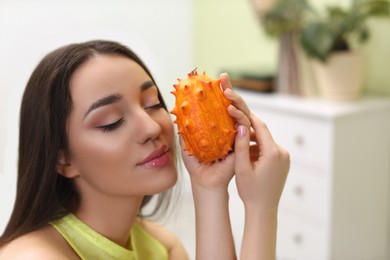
left=170, top=70, right=236, bottom=164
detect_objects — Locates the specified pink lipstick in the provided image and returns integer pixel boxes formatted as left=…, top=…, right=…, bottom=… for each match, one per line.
left=138, top=145, right=170, bottom=168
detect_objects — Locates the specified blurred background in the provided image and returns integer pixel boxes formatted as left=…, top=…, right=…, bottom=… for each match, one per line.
left=1, top=0, right=389, bottom=259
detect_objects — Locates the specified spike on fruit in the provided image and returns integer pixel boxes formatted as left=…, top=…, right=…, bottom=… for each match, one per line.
left=170, top=69, right=237, bottom=164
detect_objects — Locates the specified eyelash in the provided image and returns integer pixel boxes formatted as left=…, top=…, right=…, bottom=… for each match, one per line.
left=145, top=103, right=164, bottom=110
left=96, top=103, right=163, bottom=133
left=98, top=118, right=125, bottom=133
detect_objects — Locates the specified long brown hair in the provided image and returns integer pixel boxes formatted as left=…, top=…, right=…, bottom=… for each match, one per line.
left=0, top=40, right=173, bottom=247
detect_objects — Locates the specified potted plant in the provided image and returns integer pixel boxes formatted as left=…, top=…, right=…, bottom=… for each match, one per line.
left=253, top=0, right=311, bottom=95
left=300, top=0, right=390, bottom=100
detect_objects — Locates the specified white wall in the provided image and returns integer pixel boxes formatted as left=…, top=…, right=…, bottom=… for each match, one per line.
left=0, top=0, right=196, bottom=257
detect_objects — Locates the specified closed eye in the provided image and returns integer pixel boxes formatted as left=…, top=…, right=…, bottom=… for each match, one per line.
left=97, top=118, right=125, bottom=133
left=145, top=103, right=164, bottom=110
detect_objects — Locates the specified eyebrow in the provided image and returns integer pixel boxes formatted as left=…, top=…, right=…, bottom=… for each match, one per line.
left=141, top=80, right=155, bottom=92
left=83, top=80, right=156, bottom=118
left=84, top=94, right=122, bottom=118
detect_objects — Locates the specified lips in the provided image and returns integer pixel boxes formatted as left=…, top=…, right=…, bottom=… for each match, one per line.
left=137, top=145, right=170, bottom=168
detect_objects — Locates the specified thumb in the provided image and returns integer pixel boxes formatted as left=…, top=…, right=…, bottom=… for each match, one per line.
left=234, top=125, right=251, bottom=175
left=219, top=72, right=233, bottom=91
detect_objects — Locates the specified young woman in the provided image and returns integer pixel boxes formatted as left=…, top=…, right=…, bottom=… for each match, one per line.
left=0, top=40, right=289, bottom=259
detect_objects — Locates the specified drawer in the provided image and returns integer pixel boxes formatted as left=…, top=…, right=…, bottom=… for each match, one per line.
left=250, top=109, right=332, bottom=169
left=276, top=213, right=329, bottom=260
left=279, top=165, right=330, bottom=222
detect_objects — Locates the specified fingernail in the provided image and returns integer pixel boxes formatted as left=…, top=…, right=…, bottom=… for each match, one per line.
left=238, top=125, right=247, bottom=137
left=225, top=88, right=233, bottom=95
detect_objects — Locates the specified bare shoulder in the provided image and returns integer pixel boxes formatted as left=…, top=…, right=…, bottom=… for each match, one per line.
left=139, top=219, right=189, bottom=260
left=0, top=225, right=79, bottom=260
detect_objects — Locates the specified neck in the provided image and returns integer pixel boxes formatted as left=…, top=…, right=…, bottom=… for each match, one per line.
left=75, top=192, right=144, bottom=248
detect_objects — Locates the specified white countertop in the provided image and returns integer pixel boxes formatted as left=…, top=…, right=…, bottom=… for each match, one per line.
left=235, top=88, right=390, bottom=120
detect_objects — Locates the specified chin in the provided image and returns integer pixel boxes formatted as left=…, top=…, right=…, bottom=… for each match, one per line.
left=158, top=167, right=178, bottom=192
left=143, top=166, right=178, bottom=195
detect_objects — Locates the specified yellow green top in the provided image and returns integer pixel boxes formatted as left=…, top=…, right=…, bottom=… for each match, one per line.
left=50, top=213, right=168, bottom=260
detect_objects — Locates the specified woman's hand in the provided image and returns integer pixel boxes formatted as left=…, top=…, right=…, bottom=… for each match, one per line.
left=234, top=114, right=290, bottom=210
left=234, top=114, right=290, bottom=260
left=180, top=72, right=251, bottom=191
left=180, top=72, right=251, bottom=260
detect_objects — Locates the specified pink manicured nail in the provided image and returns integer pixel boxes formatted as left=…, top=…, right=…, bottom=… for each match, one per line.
left=238, top=125, right=247, bottom=137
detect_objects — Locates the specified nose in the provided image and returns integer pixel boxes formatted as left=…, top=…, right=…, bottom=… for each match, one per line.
left=134, top=109, right=162, bottom=144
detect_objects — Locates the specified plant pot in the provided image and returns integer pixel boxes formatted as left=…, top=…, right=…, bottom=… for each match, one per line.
left=313, top=51, right=365, bottom=101
left=276, top=32, right=301, bottom=95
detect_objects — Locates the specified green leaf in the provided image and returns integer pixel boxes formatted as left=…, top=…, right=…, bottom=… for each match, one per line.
left=363, top=0, right=390, bottom=16
left=300, top=22, right=335, bottom=62
left=261, top=0, right=311, bottom=36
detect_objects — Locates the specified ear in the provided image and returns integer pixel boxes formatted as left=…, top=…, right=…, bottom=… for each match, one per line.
left=56, top=151, right=80, bottom=179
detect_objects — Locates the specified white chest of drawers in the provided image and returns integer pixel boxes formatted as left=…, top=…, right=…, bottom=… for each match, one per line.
left=236, top=90, right=390, bottom=260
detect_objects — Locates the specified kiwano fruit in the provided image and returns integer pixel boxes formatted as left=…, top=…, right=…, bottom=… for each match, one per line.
left=171, top=70, right=236, bottom=164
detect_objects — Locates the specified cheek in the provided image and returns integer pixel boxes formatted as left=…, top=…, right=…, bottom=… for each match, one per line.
left=160, top=112, right=175, bottom=144
left=67, top=128, right=133, bottom=175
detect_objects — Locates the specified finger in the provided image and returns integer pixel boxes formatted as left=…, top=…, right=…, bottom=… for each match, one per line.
left=220, top=72, right=233, bottom=91
left=234, top=125, right=252, bottom=175
left=227, top=105, right=251, bottom=129
left=220, top=73, right=251, bottom=120
left=178, top=134, right=201, bottom=168
left=250, top=114, right=277, bottom=154
left=250, top=129, right=257, bottom=142
left=224, top=88, right=251, bottom=120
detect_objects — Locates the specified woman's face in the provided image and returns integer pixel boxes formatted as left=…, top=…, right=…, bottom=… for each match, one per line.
left=63, top=54, right=177, bottom=198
